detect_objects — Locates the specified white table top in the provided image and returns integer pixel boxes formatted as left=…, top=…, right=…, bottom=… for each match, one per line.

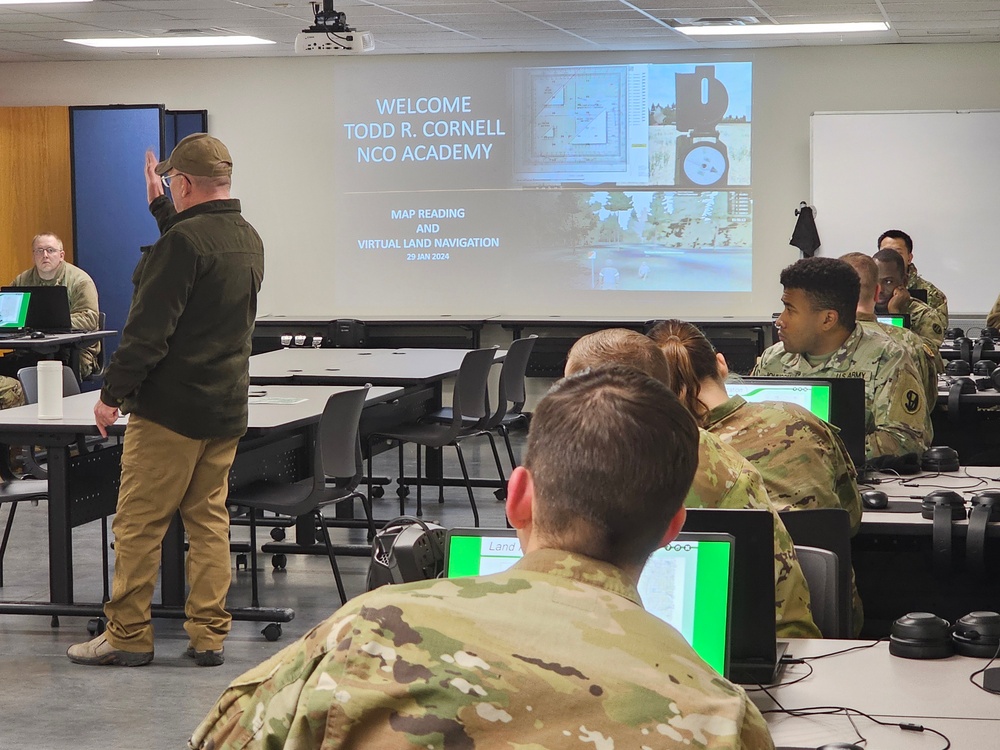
left=753, top=639, right=1000, bottom=738
left=256, top=315, right=498, bottom=324
left=860, top=466, right=1000, bottom=534
left=0, top=385, right=402, bottom=436
left=249, top=347, right=505, bottom=385
left=0, top=329, right=114, bottom=349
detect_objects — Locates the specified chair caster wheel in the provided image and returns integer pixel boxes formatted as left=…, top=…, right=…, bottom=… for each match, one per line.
left=270, top=527, right=286, bottom=542
left=271, top=554, right=288, bottom=570
left=50, top=615, right=60, bottom=628
left=494, top=488, right=507, bottom=501
left=371, top=485, right=385, bottom=499
left=87, top=617, right=106, bottom=636
left=261, top=623, right=282, bottom=642
left=396, top=486, right=410, bottom=498
left=235, top=553, right=248, bottom=571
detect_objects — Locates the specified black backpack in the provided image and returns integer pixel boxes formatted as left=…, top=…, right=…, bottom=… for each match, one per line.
left=366, top=516, right=446, bottom=591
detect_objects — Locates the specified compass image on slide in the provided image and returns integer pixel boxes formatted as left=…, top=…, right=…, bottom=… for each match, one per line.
left=682, top=142, right=729, bottom=187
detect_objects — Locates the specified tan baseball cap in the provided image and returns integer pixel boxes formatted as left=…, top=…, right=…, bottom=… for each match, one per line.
left=154, top=133, right=233, bottom=177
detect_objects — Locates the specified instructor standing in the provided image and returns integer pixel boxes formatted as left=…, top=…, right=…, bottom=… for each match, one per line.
left=68, top=134, right=264, bottom=667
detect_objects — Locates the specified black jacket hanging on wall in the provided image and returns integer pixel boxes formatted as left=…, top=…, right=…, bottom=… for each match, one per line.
left=790, top=205, right=821, bottom=257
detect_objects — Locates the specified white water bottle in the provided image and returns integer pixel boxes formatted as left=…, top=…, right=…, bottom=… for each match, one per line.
left=37, top=360, right=63, bottom=420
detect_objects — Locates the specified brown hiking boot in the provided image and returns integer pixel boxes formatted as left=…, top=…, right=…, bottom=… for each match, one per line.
left=67, top=634, right=153, bottom=667
left=184, top=645, right=224, bottom=667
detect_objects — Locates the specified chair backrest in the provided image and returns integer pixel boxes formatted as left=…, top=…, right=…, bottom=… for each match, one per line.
left=314, top=385, right=371, bottom=490
left=489, top=334, right=537, bottom=424
left=452, top=347, right=499, bottom=427
left=795, top=545, right=842, bottom=638
left=17, top=365, right=81, bottom=404
left=779, top=508, right=853, bottom=637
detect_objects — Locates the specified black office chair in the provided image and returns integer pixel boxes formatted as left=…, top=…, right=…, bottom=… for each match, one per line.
left=17, top=365, right=84, bottom=480
left=368, top=347, right=498, bottom=527
left=83, top=311, right=108, bottom=381
left=491, top=335, right=537, bottom=470
left=16, top=364, right=111, bottom=598
left=228, top=386, right=371, bottom=606
left=778, top=508, right=856, bottom=637
left=795, top=545, right=843, bottom=638
left=0, top=451, right=48, bottom=588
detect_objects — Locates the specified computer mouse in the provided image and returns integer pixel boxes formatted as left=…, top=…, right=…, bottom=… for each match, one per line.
left=29, top=331, right=45, bottom=339
left=818, top=744, right=864, bottom=750
left=862, top=489, right=889, bottom=510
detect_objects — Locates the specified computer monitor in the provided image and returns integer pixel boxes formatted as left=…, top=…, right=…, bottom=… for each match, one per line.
left=0, top=286, right=72, bottom=331
left=727, top=376, right=867, bottom=468
left=444, top=528, right=735, bottom=678
left=908, top=287, right=929, bottom=304
left=679, top=508, right=782, bottom=684
left=0, top=291, right=31, bottom=329
left=876, top=313, right=911, bottom=329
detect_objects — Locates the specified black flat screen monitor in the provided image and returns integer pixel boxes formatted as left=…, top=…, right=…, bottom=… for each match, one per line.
left=1, top=285, right=72, bottom=331
left=727, top=376, right=867, bottom=468
left=681, top=508, right=781, bottom=684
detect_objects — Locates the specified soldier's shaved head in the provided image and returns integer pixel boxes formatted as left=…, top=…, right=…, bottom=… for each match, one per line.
left=524, top=365, right=698, bottom=569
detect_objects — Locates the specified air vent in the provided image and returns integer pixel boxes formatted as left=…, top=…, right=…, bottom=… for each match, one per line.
left=673, top=17, right=760, bottom=27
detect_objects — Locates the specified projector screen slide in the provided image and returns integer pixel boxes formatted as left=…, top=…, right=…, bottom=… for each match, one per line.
left=331, top=58, right=752, bottom=315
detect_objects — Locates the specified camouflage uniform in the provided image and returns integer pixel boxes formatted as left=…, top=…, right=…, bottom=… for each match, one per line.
left=754, top=325, right=931, bottom=461
left=903, top=296, right=947, bottom=350
left=704, top=399, right=864, bottom=635
left=704, top=396, right=862, bottom=532
left=189, top=549, right=775, bottom=750
left=858, top=314, right=941, bottom=405
left=0, top=377, right=24, bottom=409
left=906, top=263, right=948, bottom=320
left=11, top=261, right=101, bottom=378
left=687, top=429, right=821, bottom=639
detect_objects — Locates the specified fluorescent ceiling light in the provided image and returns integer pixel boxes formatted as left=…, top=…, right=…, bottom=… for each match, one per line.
left=677, top=22, right=889, bottom=36
left=65, top=36, right=275, bottom=48
left=0, top=0, right=92, bottom=4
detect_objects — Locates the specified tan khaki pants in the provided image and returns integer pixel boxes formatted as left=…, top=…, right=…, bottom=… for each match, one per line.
left=104, top=414, right=240, bottom=653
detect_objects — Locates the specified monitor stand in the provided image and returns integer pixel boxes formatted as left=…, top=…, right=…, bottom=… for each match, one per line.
left=730, top=641, right=788, bottom=685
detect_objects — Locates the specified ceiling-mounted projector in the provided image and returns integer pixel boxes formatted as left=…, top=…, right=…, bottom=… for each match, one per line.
left=295, top=0, right=374, bottom=55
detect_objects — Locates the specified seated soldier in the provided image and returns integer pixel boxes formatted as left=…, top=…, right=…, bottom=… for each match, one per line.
left=873, top=247, right=946, bottom=350
left=565, top=328, right=820, bottom=640
left=842, top=252, right=942, bottom=406
left=190, top=367, right=774, bottom=750
left=755, top=257, right=930, bottom=462
left=648, top=318, right=862, bottom=531
left=878, top=229, right=948, bottom=319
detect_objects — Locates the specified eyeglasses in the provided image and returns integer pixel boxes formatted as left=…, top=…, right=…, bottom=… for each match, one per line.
left=32, top=247, right=62, bottom=256
left=160, top=173, right=186, bottom=189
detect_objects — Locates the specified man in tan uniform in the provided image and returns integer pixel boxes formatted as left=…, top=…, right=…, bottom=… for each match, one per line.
left=565, top=329, right=820, bottom=639
left=9, top=232, right=101, bottom=378
left=755, top=257, right=930, bottom=461
left=878, top=229, right=948, bottom=319
left=190, top=366, right=775, bottom=750
left=873, top=248, right=947, bottom=350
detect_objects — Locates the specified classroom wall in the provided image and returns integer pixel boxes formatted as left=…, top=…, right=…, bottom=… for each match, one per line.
left=0, top=106, right=73, bottom=281
left=0, top=42, right=996, bottom=316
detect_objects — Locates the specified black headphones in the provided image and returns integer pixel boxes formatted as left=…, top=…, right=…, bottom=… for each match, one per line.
left=921, top=489, right=966, bottom=574
left=892, top=611, right=1000, bottom=660
left=943, top=370, right=976, bottom=424
left=921, top=446, right=960, bottom=473
left=967, top=491, right=1000, bottom=576
left=952, top=611, right=1000, bottom=657
left=889, top=612, right=955, bottom=659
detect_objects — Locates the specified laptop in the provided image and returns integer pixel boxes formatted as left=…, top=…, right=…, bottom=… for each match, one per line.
left=0, top=291, right=32, bottom=338
left=444, top=528, right=735, bottom=678
left=1, top=286, right=73, bottom=332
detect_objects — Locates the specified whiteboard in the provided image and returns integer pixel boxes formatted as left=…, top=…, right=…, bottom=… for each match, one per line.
left=811, top=110, right=1000, bottom=316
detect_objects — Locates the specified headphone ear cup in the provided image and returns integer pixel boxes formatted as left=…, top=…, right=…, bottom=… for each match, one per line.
left=991, top=368, right=1000, bottom=391
left=952, top=611, right=1000, bottom=658
left=890, top=612, right=954, bottom=659
left=961, top=337, right=974, bottom=364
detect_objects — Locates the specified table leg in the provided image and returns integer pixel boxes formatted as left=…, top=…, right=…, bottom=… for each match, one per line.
left=47, top=447, right=73, bottom=604
left=160, top=513, right=185, bottom=606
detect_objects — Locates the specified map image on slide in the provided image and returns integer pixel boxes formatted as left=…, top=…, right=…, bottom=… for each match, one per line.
left=727, top=384, right=816, bottom=412
left=520, top=66, right=628, bottom=165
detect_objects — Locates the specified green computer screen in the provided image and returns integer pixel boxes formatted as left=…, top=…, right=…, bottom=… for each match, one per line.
left=728, top=381, right=832, bottom=422
left=445, top=531, right=733, bottom=676
left=876, top=314, right=907, bottom=328
left=0, top=291, right=30, bottom=329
